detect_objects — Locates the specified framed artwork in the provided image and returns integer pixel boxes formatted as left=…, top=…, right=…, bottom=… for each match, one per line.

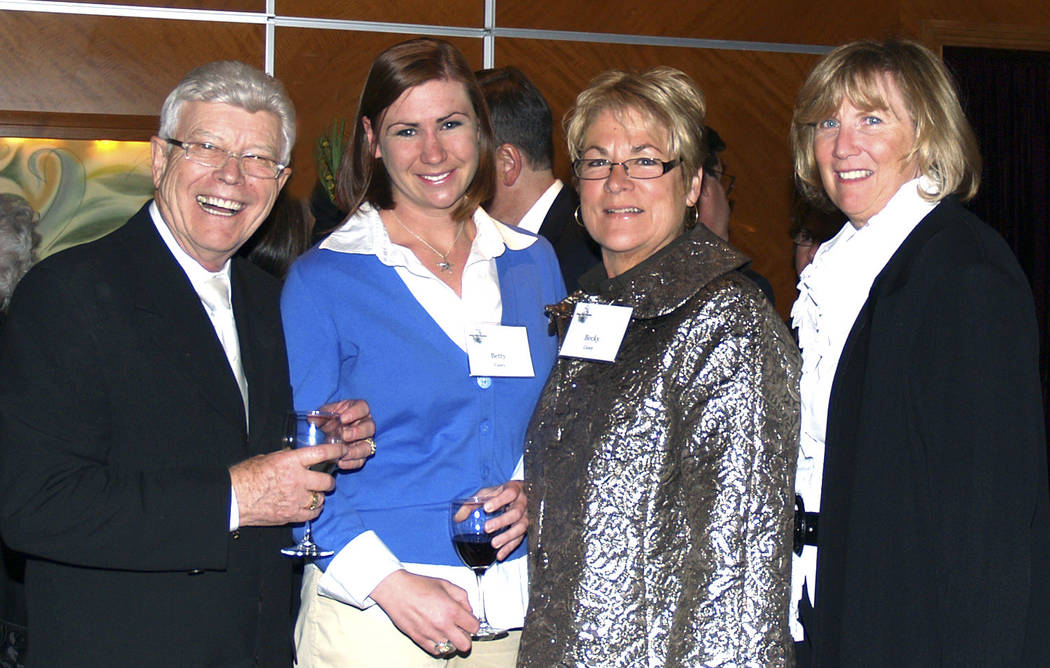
left=0, top=112, right=156, bottom=259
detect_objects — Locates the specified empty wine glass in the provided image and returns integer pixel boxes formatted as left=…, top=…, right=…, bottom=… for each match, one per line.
left=280, top=410, right=341, bottom=558
left=449, top=495, right=508, bottom=641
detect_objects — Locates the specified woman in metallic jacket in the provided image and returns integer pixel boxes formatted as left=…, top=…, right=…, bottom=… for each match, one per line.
left=518, top=67, right=800, bottom=667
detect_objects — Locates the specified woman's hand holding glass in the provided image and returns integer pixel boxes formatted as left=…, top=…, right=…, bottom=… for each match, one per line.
left=279, top=400, right=375, bottom=558
left=472, top=481, right=528, bottom=560
left=449, top=493, right=513, bottom=641
left=318, top=398, right=377, bottom=470
left=370, top=570, right=479, bottom=657
left=366, top=481, right=526, bottom=654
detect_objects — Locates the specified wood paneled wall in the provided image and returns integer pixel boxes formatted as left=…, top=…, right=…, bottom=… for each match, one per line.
left=2, top=0, right=1049, bottom=315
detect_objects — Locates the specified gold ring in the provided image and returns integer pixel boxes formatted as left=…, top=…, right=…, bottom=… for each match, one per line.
left=305, top=491, right=321, bottom=512
left=364, top=437, right=376, bottom=457
left=434, top=640, right=454, bottom=655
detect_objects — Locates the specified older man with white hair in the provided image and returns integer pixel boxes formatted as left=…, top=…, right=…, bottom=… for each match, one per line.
left=0, top=61, right=375, bottom=667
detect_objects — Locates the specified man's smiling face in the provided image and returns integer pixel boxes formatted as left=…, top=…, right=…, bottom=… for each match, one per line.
left=151, top=100, right=289, bottom=271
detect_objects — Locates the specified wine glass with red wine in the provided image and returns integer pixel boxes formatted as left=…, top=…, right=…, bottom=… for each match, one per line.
left=280, top=410, right=341, bottom=558
left=448, top=495, right=509, bottom=641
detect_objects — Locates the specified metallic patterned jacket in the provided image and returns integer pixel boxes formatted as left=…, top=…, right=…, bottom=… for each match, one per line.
left=519, top=225, right=800, bottom=667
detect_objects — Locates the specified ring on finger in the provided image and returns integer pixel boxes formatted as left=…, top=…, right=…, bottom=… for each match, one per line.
left=305, top=491, right=321, bottom=512
left=434, top=640, right=455, bottom=655
left=363, top=437, right=376, bottom=457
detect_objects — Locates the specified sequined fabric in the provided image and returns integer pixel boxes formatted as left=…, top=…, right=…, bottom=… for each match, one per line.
left=519, top=225, right=800, bottom=667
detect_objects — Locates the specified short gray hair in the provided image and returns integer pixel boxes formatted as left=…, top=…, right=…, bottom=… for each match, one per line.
left=158, top=61, right=296, bottom=164
left=0, top=193, right=39, bottom=313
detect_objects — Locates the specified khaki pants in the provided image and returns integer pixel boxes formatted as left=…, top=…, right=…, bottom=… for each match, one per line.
left=295, top=564, right=521, bottom=668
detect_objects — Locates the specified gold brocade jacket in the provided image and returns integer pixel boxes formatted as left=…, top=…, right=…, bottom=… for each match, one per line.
left=519, top=225, right=800, bottom=667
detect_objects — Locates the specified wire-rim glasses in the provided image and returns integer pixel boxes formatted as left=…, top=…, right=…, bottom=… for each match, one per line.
left=164, top=138, right=286, bottom=180
left=708, top=166, right=736, bottom=195
left=573, top=157, right=679, bottom=180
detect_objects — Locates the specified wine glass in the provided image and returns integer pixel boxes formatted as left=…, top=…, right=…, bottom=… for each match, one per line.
left=448, top=495, right=509, bottom=641
left=280, top=410, right=341, bottom=558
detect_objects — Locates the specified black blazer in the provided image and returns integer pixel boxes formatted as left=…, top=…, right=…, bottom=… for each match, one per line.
left=536, top=185, right=601, bottom=293
left=800, top=197, right=1050, bottom=666
left=0, top=204, right=294, bottom=667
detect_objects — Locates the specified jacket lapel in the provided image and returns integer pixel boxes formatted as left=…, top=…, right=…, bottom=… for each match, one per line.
left=813, top=198, right=960, bottom=662
left=537, top=186, right=577, bottom=245
left=122, top=204, right=248, bottom=434
left=230, top=259, right=282, bottom=444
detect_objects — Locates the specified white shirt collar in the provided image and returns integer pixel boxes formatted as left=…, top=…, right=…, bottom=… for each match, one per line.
left=792, top=176, right=938, bottom=416
left=320, top=204, right=536, bottom=272
left=320, top=204, right=532, bottom=354
left=516, top=179, right=564, bottom=234
left=856, top=174, right=939, bottom=233
left=149, top=201, right=231, bottom=291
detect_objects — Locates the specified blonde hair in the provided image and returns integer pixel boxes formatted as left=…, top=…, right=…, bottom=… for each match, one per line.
left=790, top=39, right=980, bottom=208
left=565, top=67, right=707, bottom=193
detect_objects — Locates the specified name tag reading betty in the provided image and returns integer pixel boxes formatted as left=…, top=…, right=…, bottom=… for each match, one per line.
left=466, top=324, right=535, bottom=377
left=559, top=303, right=633, bottom=362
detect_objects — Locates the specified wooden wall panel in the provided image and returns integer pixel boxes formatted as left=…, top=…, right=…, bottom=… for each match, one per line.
left=0, top=12, right=262, bottom=117
left=921, top=20, right=1050, bottom=60
left=276, top=0, right=483, bottom=26
left=61, top=0, right=263, bottom=9
left=497, top=1, right=901, bottom=46
left=0, top=112, right=159, bottom=142
left=905, top=1, right=1050, bottom=41
left=3, top=0, right=1048, bottom=315
left=496, top=38, right=820, bottom=315
left=274, top=29, right=483, bottom=199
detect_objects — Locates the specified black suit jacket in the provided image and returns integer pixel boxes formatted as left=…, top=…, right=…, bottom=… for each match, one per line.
left=0, top=204, right=294, bottom=667
left=536, top=185, right=601, bottom=293
left=800, top=197, right=1050, bottom=666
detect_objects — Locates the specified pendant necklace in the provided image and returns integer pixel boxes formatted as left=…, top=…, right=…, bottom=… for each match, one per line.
left=390, top=209, right=464, bottom=273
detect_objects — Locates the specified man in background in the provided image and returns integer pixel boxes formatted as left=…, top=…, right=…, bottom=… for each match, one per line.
left=477, top=66, right=600, bottom=292
left=790, top=200, right=841, bottom=277
left=699, top=126, right=776, bottom=304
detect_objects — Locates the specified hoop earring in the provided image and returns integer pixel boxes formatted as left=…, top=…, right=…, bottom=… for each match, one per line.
left=685, top=205, right=699, bottom=229
left=574, top=206, right=586, bottom=228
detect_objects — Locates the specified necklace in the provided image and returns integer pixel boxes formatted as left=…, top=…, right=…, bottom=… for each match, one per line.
left=390, top=209, right=464, bottom=273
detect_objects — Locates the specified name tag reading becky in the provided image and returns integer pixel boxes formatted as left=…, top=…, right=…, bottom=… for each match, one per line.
left=466, top=324, right=535, bottom=377
left=559, top=303, right=633, bottom=362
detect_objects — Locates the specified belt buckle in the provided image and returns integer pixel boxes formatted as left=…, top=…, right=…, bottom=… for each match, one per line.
left=793, top=494, right=819, bottom=556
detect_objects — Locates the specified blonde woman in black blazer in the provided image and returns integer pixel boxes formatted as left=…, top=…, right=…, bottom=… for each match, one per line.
left=788, top=39, right=1049, bottom=667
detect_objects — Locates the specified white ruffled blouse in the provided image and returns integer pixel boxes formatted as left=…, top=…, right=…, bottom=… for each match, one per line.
left=789, top=176, right=939, bottom=640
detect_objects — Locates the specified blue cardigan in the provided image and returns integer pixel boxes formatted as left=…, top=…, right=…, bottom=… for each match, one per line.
left=281, top=224, right=563, bottom=569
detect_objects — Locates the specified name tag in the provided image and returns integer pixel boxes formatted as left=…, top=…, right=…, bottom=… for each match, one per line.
left=466, top=324, right=535, bottom=377
left=558, top=303, right=632, bottom=362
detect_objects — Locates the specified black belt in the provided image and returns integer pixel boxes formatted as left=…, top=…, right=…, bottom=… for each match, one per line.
left=793, top=494, right=819, bottom=556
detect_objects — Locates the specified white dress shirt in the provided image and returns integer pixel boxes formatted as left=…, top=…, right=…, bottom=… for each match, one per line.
left=788, top=178, right=938, bottom=640
left=515, top=179, right=564, bottom=234
left=150, top=202, right=246, bottom=531
left=313, top=204, right=535, bottom=629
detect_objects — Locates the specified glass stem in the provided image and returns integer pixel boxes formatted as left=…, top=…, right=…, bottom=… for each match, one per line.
left=475, top=571, right=490, bottom=626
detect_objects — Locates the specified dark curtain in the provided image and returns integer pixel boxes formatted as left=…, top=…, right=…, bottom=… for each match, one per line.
left=943, top=46, right=1050, bottom=465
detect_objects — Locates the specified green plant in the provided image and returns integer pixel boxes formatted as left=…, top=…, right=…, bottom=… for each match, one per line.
left=315, top=119, right=349, bottom=205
